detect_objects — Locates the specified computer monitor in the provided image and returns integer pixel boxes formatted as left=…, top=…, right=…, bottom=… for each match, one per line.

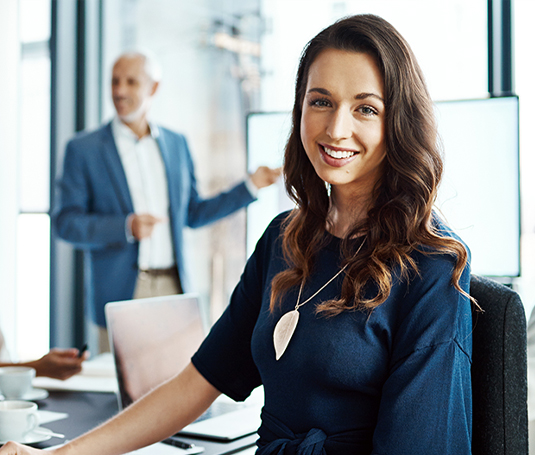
left=246, top=96, right=520, bottom=278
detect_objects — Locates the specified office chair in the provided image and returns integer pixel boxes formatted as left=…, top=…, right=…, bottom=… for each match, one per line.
left=470, top=274, right=528, bottom=455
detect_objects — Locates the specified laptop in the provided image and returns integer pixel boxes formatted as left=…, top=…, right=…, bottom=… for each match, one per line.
left=105, top=293, right=263, bottom=445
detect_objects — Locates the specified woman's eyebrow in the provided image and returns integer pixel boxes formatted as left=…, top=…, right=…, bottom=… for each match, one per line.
left=355, top=92, right=384, bottom=103
left=307, top=87, right=331, bottom=96
left=307, top=87, right=384, bottom=103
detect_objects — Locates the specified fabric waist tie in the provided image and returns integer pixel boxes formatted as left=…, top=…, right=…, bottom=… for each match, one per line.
left=256, top=410, right=373, bottom=455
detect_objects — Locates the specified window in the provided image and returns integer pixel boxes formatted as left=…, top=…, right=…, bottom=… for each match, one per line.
left=515, top=0, right=535, bottom=319
left=16, top=0, right=52, bottom=360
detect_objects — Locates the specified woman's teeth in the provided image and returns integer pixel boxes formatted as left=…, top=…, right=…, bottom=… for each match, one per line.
left=323, top=146, right=356, bottom=159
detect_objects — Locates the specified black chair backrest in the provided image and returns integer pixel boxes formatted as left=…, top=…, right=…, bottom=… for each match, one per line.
left=470, top=274, right=528, bottom=455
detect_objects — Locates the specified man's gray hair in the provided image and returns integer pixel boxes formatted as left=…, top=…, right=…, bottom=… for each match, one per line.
left=114, top=49, right=163, bottom=82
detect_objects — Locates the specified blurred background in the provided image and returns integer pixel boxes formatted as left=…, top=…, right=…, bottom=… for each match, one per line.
left=0, top=0, right=533, bottom=367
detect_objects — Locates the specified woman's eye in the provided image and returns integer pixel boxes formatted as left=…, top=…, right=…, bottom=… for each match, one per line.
left=309, top=98, right=331, bottom=108
left=358, top=105, right=378, bottom=116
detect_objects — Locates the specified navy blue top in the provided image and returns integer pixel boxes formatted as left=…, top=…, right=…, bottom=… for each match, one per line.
left=192, top=212, right=472, bottom=454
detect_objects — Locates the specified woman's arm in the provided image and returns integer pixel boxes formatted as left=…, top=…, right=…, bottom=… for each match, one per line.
left=372, top=254, right=472, bottom=454
left=0, top=362, right=220, bottom=455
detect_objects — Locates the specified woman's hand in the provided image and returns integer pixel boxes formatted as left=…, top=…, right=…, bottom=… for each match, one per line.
left=0, top=441, right=47, bottom=454
left=26, top=348, right=89, bottom=380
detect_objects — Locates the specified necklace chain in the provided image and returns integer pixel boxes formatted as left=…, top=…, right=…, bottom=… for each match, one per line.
left=295, top=264, right=348, bottom=310
left=294, top=237, right=366, bottom=311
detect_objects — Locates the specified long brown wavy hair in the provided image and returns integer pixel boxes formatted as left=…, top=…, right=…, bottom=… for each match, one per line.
left=270, top=14, right=471, bottom=315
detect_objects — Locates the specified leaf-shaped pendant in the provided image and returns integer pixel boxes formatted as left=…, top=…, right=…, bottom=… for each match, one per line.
left=273, top=310, right=299, bottom=360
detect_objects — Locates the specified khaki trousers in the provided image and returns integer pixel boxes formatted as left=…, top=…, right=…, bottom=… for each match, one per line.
left=133, top=268, right=182, bottom=299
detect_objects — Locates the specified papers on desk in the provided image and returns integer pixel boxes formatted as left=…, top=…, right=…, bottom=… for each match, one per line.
left=233, top=448, right=257, bottom=455
left=46, top=442, right=204, bottom=454
left=80, top=352, right=117, bottom=376
left=33, top=353, right=118, bottom=393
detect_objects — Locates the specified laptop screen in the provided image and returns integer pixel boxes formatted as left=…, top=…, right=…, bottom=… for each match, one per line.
left=105, top=294, right=206, bottom=409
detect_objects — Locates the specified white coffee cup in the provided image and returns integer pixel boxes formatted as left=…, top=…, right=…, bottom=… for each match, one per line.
left=0, top=366, right=36, bottom=399
left=0, top=401, right=39, bottom=441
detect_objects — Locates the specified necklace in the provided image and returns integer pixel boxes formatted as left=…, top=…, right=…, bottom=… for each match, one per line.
left=273, top=237, right=366, bottom=360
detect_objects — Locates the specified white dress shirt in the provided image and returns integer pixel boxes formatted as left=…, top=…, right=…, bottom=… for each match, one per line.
left=112, top=117, right=175, bottom=270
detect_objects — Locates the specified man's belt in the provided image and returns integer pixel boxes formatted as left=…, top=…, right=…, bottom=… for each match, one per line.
left=138, top=267, right=178, bottom=277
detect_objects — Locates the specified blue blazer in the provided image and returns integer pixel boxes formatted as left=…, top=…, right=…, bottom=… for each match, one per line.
left=53, top=122, right=255, bottom=327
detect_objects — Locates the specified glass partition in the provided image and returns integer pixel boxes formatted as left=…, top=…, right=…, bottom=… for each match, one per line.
left=16, top=0, right=51, bottom=360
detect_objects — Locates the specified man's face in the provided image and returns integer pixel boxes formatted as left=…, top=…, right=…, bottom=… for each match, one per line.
left=111, top=56, right=158, bottom=123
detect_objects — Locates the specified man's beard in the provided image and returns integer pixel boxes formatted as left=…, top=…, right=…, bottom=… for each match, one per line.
left=116, top=99, right=150, bottom=124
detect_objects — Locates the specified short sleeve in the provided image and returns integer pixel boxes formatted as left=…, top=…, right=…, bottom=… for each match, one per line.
left=372, top=253, right=472, bottom=455
left=371, top=341, right=471, bottom=454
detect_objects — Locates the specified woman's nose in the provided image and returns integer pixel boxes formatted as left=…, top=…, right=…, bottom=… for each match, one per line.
left=325, top=108, right=352, bottom=140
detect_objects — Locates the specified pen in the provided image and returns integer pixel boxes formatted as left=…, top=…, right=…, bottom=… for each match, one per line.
left=163, top=437, right=195, bottom=449
left=78, top=343, right=88, bottom=358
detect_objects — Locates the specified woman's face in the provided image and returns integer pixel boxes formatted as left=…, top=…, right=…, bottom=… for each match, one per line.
left=300, top=48, right=386, bottom=197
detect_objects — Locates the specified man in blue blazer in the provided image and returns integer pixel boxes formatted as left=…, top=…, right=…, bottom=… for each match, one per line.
left=53, top=51, right=279, bottom=350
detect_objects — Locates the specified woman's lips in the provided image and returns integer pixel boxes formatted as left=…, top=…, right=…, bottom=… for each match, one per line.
left=319, top=144, right=359, bottom=167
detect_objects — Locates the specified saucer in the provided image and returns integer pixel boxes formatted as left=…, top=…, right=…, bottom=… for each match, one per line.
left=21, top=388, right=49, bottom=401
left=0, top=426, right=53, bottom=444
left=0, top=388, right=49, bottom=402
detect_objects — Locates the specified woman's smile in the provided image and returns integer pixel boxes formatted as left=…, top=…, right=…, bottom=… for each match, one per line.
left=319, top=143, right=360, bottom=167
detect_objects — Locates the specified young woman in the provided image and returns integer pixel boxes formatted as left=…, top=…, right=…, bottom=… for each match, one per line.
left=0, top=14, right=472, bottom=455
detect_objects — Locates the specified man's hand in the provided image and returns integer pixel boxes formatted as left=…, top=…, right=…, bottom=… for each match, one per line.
left=26, top=348, right=89, bottom=380
left=250, top=166, right=282, bottom=189
left=130, top=214, right=164, bottom=240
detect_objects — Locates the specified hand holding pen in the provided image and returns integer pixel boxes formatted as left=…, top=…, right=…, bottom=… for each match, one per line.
left=26, top=346, right=89, bottom=380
